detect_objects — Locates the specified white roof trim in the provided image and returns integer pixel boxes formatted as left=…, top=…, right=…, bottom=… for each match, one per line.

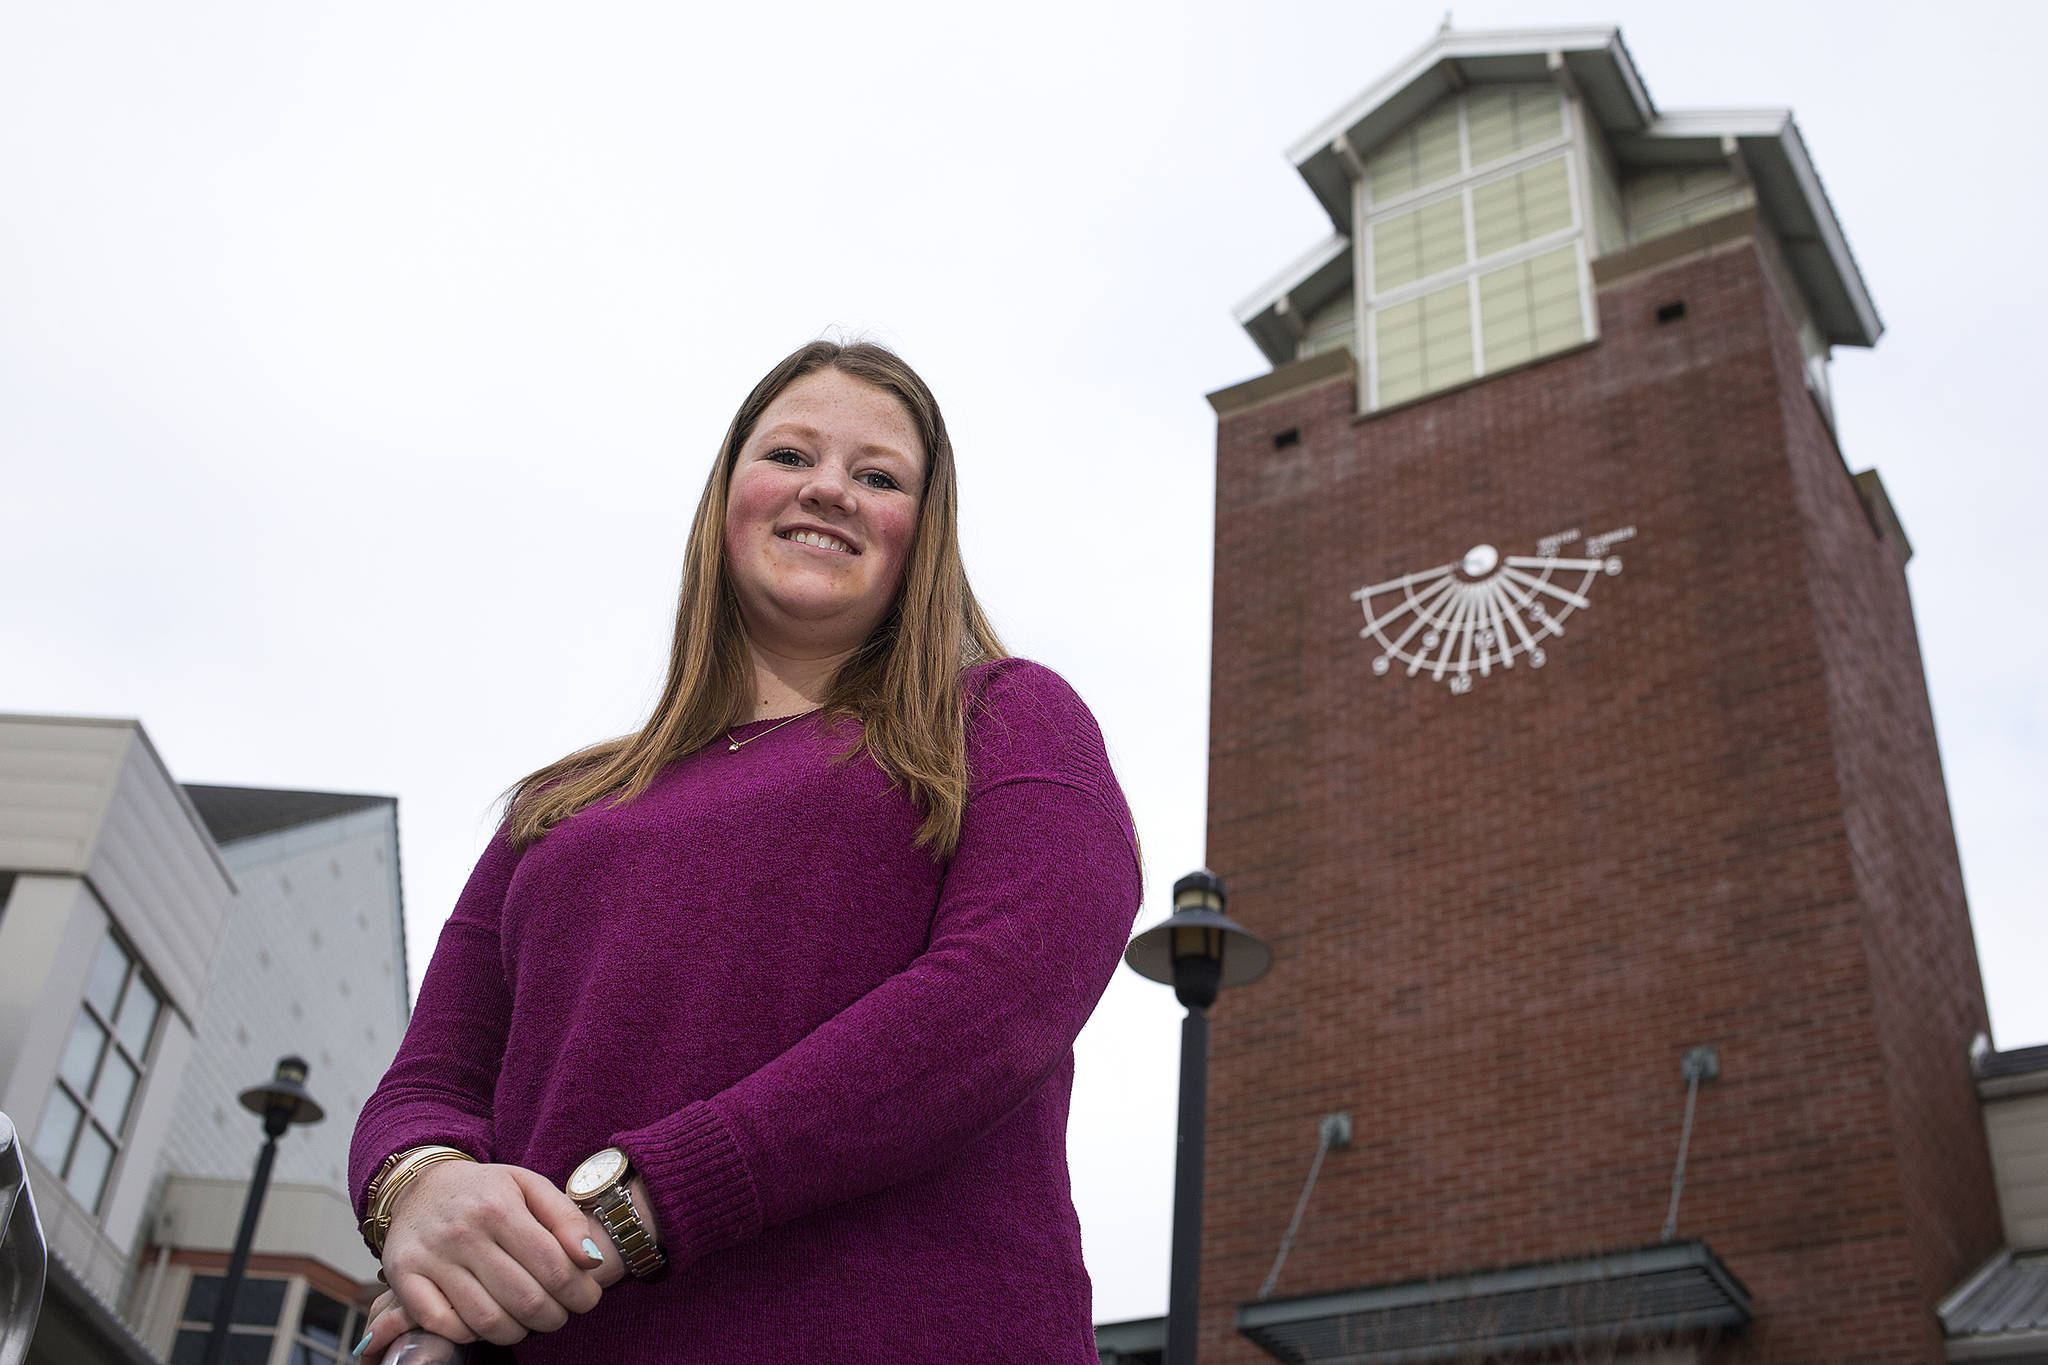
left=1287, top=26, right=1638, bottom=167
left=1234, top=233, right=1350, bottom=324
left=1635, top=108, right=1791, bottom=138
left=1234, top=24, right=1881, bottom=365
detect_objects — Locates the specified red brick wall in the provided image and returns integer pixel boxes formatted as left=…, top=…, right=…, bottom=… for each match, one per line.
left=1197, top=238, right=1999, bottom=1363
left=1755, top=255, right=2004, bottom=1315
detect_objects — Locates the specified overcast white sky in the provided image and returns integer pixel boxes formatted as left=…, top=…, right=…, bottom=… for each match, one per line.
left=6, top=0, right=2042, bottom=1325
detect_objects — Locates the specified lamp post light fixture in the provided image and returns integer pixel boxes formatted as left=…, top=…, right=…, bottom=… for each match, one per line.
left=1125, top=870, right=1271, bottom=1365
left=200, top=1055, right=325, bottom=1365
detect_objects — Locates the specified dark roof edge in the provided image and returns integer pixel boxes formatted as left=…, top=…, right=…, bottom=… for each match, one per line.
left=180, top=784, right=396, bottom=845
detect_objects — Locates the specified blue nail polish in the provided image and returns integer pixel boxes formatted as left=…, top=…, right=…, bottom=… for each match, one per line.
left=351, top=1328, right=374, bottom=1358
left=582, top=1236, right=605, bottom=1262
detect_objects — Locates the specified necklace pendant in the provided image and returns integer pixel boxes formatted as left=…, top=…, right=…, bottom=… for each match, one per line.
left=728, top=741, right=740, bottom=752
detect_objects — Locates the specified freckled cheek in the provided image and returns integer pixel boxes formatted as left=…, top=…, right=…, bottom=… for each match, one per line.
left=873, top=510, right=921, bottom=592
left=722, top=476, right=780, bottom=566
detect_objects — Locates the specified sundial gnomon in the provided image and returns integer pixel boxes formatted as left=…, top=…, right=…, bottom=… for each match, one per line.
left=1352, top=526, right=1635, bottom=694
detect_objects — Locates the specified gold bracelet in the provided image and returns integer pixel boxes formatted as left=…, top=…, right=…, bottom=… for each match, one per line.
left=360, top=1145, right=474, bottom=1256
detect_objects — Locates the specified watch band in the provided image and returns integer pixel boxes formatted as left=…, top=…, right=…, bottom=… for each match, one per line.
left=591, top=1182, right=668, bottom=1280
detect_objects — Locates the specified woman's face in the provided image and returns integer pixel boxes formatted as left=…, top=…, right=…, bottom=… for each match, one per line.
left=723, top=368, right=926, bottom=659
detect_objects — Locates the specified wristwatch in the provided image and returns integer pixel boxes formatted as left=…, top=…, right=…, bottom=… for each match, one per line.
left=566, top=1147, right=667, bottom=1281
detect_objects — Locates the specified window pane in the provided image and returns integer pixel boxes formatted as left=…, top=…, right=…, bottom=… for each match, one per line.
left=224, top=1335, right=274, bottom=1365
left=95, top=1051, right=140, bottom=1131
left=1374, top=281, right=1473, bottom=408
left=300, top=1289, right=349, bottom=1348
left=1366, top=99, right=1461, bottom=201
left=1479, top=245, right=1586, bottom=371
left=290, top=1342, right=339, bottom=1365
left=231, top=1275, right=287, bottom=1327
left=67, top=1121, right=115, bottom=1211
left=1466, top=85, right=1563, bottom=166
left=1472, top=157, right=1574, bottom=259
left=85, top=935, right=129, bottom=1017
left=32, top=1087, right=83, bottom=1171
left=59, top=1012, right=109, bottom=1094
left=114, top=975, right=161, bottom=1057
left=170, top=1330, right=209, bottom=1365
left=1371, top=195, right=1467, bottom=293
left=183, top=1273, right=225, bottom=1325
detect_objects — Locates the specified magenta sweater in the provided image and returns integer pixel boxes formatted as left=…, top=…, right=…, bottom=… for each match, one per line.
left=350, top=659, right=1142, bottom=1362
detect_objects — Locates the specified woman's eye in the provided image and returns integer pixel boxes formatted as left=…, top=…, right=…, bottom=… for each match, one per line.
left=860, top=471, right=900, bottom=491
left=766, top=449, right=805, bottom=466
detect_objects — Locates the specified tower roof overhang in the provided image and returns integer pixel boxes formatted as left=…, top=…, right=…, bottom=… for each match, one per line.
left=1237, top=25, right=1881, bottom=367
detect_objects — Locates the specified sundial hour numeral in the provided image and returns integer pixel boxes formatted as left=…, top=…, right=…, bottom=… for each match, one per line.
left=1372, top=656, right=1390, bottom=676
left=1448, top=673, right=1473, bottom=695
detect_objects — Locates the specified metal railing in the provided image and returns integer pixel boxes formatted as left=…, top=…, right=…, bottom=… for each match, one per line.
left=0, top=1112, right=47, bottom=1365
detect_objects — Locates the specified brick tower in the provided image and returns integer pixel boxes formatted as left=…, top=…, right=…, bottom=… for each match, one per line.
left=1196, top=26, right=2004, bottom=1365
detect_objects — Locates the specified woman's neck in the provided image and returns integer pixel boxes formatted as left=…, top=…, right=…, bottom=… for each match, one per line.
left=744, top=641, right=856, bottom=719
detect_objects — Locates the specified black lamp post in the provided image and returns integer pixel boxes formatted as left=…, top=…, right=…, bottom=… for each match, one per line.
left=200, top=1055, right=325, bottom=1365
left=1125, top=870, right=1270, bottom=1365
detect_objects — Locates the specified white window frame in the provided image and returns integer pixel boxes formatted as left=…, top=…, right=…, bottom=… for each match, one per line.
left=32, top=929, right=163, bottom=1216
left=1350, top=86, right=1601, bottom=413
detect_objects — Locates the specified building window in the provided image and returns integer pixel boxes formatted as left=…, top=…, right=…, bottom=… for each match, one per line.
left=292, top=1285, right=364, bottom=1363
left=29, top=930, right=162, bottom=1214
left=1357, top=85, right=1594, bottom=410
left=168, top=1274, right=366, bottom=1365
left=170, top=1274, right=286, bottom=1365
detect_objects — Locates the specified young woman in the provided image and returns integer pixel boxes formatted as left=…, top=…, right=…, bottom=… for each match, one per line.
left=349, top=341, right=1142, bottom=1362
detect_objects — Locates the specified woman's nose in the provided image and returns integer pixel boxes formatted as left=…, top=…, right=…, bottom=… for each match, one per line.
left=799, top=458, right=855, bottom=511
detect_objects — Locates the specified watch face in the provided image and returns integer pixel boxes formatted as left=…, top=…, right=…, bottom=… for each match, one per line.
left=568, top=1147, right=628, bottom=1199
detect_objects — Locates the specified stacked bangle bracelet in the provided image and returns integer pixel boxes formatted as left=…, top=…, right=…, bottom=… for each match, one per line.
left=359, top=1145, right=475, bottom=1257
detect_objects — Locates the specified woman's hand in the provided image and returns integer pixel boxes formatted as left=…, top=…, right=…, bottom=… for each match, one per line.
left=368, top=1161, right=607, bottom=1352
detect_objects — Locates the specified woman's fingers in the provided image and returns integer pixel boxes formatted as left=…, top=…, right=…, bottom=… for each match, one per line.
left=385, top=1162, right=605, bottom=1320
left=505, top=1165, right=615, bottom=1298
left=348, top=1299, right=416, bottom=1361
left=429, top=1261, right=542, bottom=1347
left=384, top=1272, right=471, bottom=1347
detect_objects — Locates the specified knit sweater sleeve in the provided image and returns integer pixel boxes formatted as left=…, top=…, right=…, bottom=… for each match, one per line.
left=347, top=821, right=519, bottom=1216
left=610, top=658, right=1142, bottom=1268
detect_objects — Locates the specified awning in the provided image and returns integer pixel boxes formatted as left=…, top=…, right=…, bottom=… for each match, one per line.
left=1236, top=1239, right=1751, bottom=1364
left=1940, top=1249, right=2048, bottom=1362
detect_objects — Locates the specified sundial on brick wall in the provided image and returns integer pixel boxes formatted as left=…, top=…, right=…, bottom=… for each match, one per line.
left=1351, top=526, right=1636, bottom=694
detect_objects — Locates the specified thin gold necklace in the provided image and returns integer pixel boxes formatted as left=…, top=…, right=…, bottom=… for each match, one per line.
left=726, top=711, right=808, bottom=753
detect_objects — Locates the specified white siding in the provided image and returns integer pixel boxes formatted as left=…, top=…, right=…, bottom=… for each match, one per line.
left=0, top=717, right=234, bottom=1020
left=1986, top=1093, right=2048, bottom=1250
left=158, top=804, right=408, bottom=1197
left=1298, top=293, right=1356, bottom=360
left=1623, top=165, right=1755, bottom=245
left=0, top=876, right=105, bottom=1125
left=0, top=717, right=132, bottom=872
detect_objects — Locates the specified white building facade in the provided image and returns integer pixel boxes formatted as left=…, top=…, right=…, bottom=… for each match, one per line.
left=0, top=715, right=408, bottom=1365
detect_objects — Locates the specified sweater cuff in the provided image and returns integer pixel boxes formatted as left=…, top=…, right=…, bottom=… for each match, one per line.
left=612, top=1101, right=760, bottom=1268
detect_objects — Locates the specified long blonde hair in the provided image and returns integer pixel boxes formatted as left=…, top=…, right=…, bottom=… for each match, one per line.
left=506, top=341, right=1006, bottom=857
